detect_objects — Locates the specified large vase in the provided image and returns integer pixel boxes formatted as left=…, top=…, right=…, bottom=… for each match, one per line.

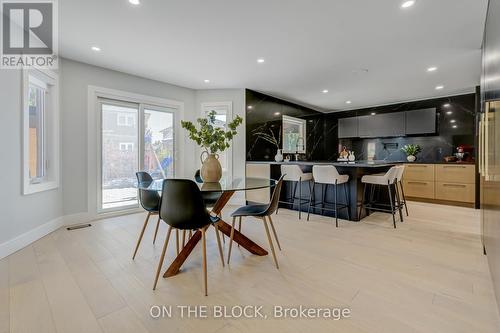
left=200, top=151, right=222, bottom=182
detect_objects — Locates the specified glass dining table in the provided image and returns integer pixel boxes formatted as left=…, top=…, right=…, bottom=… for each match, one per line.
left=138, top=176, right=276, bottom=278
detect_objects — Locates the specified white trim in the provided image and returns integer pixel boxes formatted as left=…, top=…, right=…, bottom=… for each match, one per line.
left=0, top=216, right=65, bottom=260
left=87, top=86, right=185, bottom=220
left=200, top=101, right=234, bottom=181
left=22, top=67, right=60, bottom=195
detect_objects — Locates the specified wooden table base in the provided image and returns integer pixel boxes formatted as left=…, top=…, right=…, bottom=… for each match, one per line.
left=163, top=190, right=268, bottom=278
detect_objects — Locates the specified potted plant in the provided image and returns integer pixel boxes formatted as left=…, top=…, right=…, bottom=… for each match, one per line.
left=181, top=111, right=243, bottom=182
left=401, top=144, right=421, bottom=162
left=252, top=126, right=282, bottom=161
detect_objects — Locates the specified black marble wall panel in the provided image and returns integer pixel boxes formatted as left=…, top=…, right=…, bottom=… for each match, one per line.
left=246, top=89, right=326, bottom=161
left=246, top=89, right=477, bottom=163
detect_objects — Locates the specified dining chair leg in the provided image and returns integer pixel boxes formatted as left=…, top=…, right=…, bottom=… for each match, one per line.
left=214, top=225, right=225, bottom=267
left=153, top=225, right=172, bottom=290
left=132, top=212, right=151, bottom=260
left=176, top=229, right=180, bottom=255
left=189, top=230, right=193, bottom=239
left=153, top=215, right=161, bottom=245
left=181, top=230, right=186, bottom=249
left=237, top=216, right=242, bottom=248
left=201, top=227, right=208, bottom=296
left=219, top=213, right=225, bottom=244
left=227, top=216, right=237, bottom=265
left=262, top=218, right=279, bottom=269
left=267, top=215, right=281, bottom=251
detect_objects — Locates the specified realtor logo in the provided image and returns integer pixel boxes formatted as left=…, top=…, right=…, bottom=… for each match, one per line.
left=1, top=0, right=58, bottom=68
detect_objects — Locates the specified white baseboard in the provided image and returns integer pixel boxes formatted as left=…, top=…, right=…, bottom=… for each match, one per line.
left=0, top=216, right=65, bottom=260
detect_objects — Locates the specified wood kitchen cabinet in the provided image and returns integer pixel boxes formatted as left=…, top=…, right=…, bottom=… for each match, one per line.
left=402, top=163, right=476, bottom=205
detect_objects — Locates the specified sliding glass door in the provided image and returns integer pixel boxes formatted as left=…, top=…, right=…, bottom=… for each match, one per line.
left=143, top=106, right=176, bottom=179
left=101, top=100, right=139, bottom=211
left=99, top=99, right=176, bottom=212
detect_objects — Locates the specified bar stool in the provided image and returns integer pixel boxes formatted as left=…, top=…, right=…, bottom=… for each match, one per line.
left=358, top=166, right=401, bottom=228
left=307, top=165, right=350, bottom=227
left=278, top=164, right=313, bottom=219
left=395, top=165, right=409, bottom=217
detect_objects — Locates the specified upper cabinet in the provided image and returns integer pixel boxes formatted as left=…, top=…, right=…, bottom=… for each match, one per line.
left=338, top=117, right=358, bottom=138
left=338, top=108, right=436, bottom=138
left=405, top=108, right=436, bottom=135
left=359, top=112, right=405, bottom=137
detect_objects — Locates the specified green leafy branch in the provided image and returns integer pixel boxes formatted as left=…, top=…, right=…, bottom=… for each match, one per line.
left=181, top=110, right=243, bottom=154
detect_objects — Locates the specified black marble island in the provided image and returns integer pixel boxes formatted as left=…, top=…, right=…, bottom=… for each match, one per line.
left=247, top=160, right=400, bottom=221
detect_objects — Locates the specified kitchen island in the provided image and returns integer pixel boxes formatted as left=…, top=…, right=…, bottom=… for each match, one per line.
left=246, top=160, right=401, bottom=221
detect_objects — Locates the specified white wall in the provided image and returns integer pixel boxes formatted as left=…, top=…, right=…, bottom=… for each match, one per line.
left=60, top=59, right=197, bottom=217
left=0, top=70, right=63, bottom=247
left=194, top=89, right=246, bottom=203
left=0, top=59, right=246, bottom=258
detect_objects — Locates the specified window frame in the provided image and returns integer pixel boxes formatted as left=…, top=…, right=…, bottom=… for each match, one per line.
left=201, top=102, right=233, bottom=181
left=22, top=68, right=60, bottom=195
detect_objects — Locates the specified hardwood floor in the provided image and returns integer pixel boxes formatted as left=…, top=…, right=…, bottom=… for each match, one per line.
left=2, top=201, right=500, bottom=332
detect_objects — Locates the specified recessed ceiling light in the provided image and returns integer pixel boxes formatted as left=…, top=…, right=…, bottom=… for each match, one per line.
left=346, top=100, right=352, bottom=104
left=91, top=46, right=101, bottom=52
left=257, top=58, right=265, bottom=63
left=274, top=112, right=281, bottom=116
left=452, top=125, right=458, bottom=128
left=203, top=79, right=210, bottom=83
left=401, top=0, right=416, bottom=8
left=129, top=0, right=140, bottom=5
left=427, top=66, right=438, bottom=72
left=443, top=103, right=450, bottom=107
left=450, top=119, right=456, bottom=123
left=446, top=111, right=453, bottom=115
left=435, top=85, right=444, bottom=90
left=322, top=89, right=329, bottom=94
left=371, top=112, right=376, bottom=115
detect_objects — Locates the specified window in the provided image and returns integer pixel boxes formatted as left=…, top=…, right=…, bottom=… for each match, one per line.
left=201, top=102, right=233, bottom=179
left=99, top=98, right=178, bottom=212
left=119, top=143, right=135, bottom=151
left=282, top=115, right=307, bottom=154
left=23, top=68, right=59, bottom=194
left=117, top=114, right=135, bottom=126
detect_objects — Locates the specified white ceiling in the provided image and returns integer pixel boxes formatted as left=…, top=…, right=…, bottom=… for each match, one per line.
left=59, top=0, right=488, bottom=111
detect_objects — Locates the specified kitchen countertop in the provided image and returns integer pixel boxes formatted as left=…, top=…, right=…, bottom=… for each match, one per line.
left=247, top=160, right=476, bottom=166
left=246, top=160, right=401, bottom=168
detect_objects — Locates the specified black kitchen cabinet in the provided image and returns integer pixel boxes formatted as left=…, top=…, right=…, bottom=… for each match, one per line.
left=338, top=117, right=358, bottom=138
left=358, top=112, right=405, bottom=137
left=405, top=108, right=436, bottom=135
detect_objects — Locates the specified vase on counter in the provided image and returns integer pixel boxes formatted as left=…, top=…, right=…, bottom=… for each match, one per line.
left=348, top=151, right=356, bottom=162
left=407, top=155, right=416, bottom=162
left=275, top=149, right=284, bottom=162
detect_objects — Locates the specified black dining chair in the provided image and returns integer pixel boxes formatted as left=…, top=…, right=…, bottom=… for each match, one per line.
left=153, top=179, right=225, bottom=295
left=193, top=169, right=225, bottom=244
left=227, top=175, right=285, bottom=269
left=132, top=172, right=161, bottom=260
